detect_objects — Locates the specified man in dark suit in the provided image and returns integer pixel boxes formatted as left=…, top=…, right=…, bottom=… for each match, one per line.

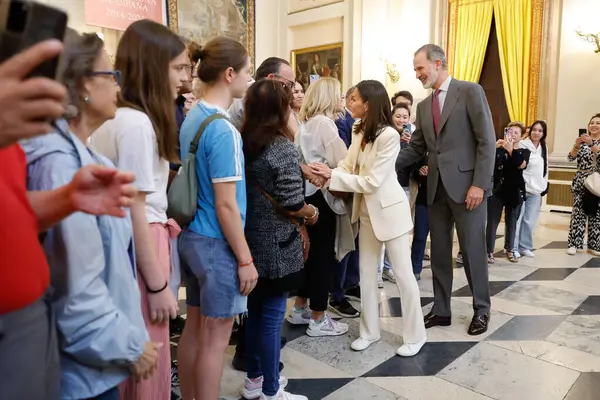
left=396, top=44, right=495, bottom=335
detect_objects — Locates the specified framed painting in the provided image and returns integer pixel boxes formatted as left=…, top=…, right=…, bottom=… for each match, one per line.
left=166, top=0, right=255, bottom=65
left=288, top=0, right=344, bottom=15
left=291, top=43, right=343, bottom=88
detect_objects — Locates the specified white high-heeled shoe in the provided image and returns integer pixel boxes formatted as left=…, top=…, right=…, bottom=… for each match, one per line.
left=396, top=337, right=427, bottom=357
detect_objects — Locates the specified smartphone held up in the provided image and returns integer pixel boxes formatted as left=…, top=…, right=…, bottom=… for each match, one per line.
left=0, top=0, right=68, bottom=79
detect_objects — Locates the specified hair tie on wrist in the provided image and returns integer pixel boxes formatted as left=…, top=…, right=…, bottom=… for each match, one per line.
left=147, top=281, right=168, bottom=294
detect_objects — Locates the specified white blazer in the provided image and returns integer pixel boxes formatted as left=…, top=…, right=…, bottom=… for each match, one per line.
left=329, top=125, right=413, bottom=242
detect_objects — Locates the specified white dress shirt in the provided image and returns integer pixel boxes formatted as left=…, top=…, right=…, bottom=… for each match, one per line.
left=436, top=76, right=453, bottom=112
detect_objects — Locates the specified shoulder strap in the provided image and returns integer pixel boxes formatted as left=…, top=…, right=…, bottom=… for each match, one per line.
left=189, top=113, right=228, bottom=155
left=252, top=177, right=301, bottom=227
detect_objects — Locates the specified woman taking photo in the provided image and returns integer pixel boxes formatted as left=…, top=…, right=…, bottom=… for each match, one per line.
left=514, top=120, right=549, bottom=258
left=310, top=80, right=426, bottom=357
left=242, top=79, right=316, bottom=400
left=567, top=113, right=600, bottom=256
left=287, top=77, right=351, bottom=336
left=486, top=122, right=530, bottom=263
left=24, top=30, right=155, bottom=400
left=90, top=19, right=189, bottom=399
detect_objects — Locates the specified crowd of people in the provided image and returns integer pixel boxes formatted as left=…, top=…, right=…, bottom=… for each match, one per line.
left=1, top=13, right=597, bottom=400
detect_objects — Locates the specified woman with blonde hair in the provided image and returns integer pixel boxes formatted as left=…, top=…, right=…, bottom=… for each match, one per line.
left=287, top=77, right=353, bottom=336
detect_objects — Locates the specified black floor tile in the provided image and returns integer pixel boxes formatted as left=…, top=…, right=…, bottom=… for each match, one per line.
left=452, top=281, right=516, bottom=297
left=581, top=258, right=600, bottom=268
left=283, top=378, right=355, bottom=399
left=572, top=296, right=600, bottom=315
left=521, top=268, right=578, bottom=281
left=564, top=372, right=600, bottom=400
left=379, top=297, right=435, bottom=317
left=541, top=241, right=569, bottom=249
left=282, top=321, right=310, bottom=343
left=486, top=315, right=567, bottom=341
left=361, top=341, right=477, bottom=377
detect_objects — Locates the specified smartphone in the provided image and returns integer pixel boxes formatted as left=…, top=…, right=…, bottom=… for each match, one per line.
left=579, top=129, right=588, bottom=137
left=402, top=124, right=411, bottom=135
left=503, top=127, right=510, bottom=139
left=0, top=0, right=68, bottom=79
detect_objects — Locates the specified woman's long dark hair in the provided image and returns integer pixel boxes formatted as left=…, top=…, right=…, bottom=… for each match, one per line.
left=529, top=120, right=548, bottom=177
left=354, top=80, right=394, bottom=143
left=241, top=80, right=293, bottom=161
left=116, top=19, right=186, bottom=163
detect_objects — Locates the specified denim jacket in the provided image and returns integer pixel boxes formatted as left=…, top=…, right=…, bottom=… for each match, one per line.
left=22, top=120, right=148, bottom=399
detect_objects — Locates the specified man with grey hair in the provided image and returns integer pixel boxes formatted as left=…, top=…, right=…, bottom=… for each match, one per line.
left=396, top=44, right=495, bottom=335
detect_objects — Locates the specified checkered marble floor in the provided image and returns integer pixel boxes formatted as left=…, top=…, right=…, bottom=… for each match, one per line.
left=170, top=211, right=600, bottom=400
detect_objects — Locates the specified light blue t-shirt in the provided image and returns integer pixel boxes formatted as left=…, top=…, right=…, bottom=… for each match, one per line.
left=179, top=101, right=246, bottom=239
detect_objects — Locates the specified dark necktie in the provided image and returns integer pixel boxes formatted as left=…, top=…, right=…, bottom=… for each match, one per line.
left=432, top=89, right=441, bottom=135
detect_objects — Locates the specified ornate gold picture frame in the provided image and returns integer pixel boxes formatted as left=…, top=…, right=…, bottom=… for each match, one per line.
left=166, top=0, right=255, bottom=65
left=291, top=43, right=343, bottom=88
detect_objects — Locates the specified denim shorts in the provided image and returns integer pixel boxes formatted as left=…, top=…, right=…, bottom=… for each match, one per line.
left=179, top=229, right=247, bottom=318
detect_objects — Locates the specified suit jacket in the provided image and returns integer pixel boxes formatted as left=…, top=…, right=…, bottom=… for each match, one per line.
left=330, top=125, right=413, bottom=242
left=395, top=78, right=495, bottom=205
left=335, top=109, right=355, bottom=148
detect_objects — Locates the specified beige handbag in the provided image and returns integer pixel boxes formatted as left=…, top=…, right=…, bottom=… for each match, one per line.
left=584, top=148, right=600, bottom=197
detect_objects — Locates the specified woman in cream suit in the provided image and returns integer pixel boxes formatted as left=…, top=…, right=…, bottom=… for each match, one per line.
left=310, top=80, right=426, bottom=357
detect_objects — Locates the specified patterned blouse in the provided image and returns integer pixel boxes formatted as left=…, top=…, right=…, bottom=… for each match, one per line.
left=568, top=139, right=600, bottom=193
left=245, top=136, right=306, bottom=294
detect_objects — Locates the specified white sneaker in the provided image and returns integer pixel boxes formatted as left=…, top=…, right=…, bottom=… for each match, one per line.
left=589, top=249, right=600, bottom=257
left=260, top=388, right=307, bottom=400
left=382, top=269, right=396, bottom=283
left=567, top=247, right=577, bottom=256
left=378, top=278, right=384, bottom=288
left=520, top=249, right=535, bottom=258
left=242, top=375, right=289, bottom=399
left=396, top=337, right=427, bottom=357
left=351, top=337, right=380, bottom=351
left=286, top=307, right=311, bottom=325
left=306, top=315, right=349, bottom=337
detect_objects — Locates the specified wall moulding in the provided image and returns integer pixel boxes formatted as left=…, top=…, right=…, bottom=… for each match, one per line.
left=287, top=0, right=344, bottom=15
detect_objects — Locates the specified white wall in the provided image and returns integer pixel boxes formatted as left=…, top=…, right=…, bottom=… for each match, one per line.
left=553, top=0, right=600, bottom=157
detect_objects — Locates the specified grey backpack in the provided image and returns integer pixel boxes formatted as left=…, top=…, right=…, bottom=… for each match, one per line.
left=167, top=113, right=229, bottom=225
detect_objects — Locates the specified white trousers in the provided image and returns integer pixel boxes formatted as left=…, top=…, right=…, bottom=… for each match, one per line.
left=358, top=215, right=426, bottom=344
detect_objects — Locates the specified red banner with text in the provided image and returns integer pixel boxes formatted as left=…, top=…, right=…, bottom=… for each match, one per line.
left=85, top=0, right=164, bottom=31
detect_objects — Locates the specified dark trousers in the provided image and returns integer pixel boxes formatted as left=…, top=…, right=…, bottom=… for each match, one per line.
left=411, top=203, right=430, bottom=274
left=86, top=387, right=119, bottom=400
left=0, top=294, right=59, bottom=400
left=429, top=180, right=490, bottom=317
left=297, top=191, right=337, bottom=311
left=330, top=238, right=360, bottom=302
left=246, top=291, right=288, bottom=396
left=486, top=194, right=522, bottom=254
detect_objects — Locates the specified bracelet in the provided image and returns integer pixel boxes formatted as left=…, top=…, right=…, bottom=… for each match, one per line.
left=147, top=280, right=168, bottom=294
left=305, top=204, right=318, bottom=220
left=238, top=258, right=254, bottom=267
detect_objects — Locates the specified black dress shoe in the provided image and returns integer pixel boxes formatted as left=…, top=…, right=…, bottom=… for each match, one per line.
left=424, top=311, right=451, bottom=329
left=468, top=313, right=490, bottom=336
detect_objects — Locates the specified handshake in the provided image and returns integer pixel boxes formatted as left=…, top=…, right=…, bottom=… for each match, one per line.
left=303, top=162, right=333, bottom=188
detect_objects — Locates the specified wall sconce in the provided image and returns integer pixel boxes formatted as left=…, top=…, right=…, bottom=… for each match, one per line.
left=380, top=57, right=400, bottom=83
left=576, top=30, right=600, bottom=53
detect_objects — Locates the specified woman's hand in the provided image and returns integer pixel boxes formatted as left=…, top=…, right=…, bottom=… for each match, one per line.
left=400, top=131, right=412, bottom=143
left=575, top=136, right=584, bottom=149
left=309, top=162, right=332, bottom=180
left=305, top=205, right=319, bottom=226
left=301, top=164, right=326, bottom=187
left=582, top=134, right=593, bottom=146
left=502, top=137, right=513, bottom=153
left=147, top=287, right=178, bottom=324
left=419, top=166, right=429, bottom=176
left=496, top=139, right=504, bottom=148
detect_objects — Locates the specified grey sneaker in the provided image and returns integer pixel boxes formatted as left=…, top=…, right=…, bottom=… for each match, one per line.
left=286, top=307, right=310, bottom=325
left=382, top=268, right=396, bottom=283
left=306, top=315, right=349, bottom=337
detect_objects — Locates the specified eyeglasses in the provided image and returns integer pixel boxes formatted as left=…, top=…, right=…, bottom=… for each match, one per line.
left=87, top=70, right=121, bottom=85
left=272, top=74, right=295, bottom=90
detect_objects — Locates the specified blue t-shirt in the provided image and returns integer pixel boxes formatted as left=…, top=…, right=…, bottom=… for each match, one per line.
left=179, top=101, right=246, bottom=239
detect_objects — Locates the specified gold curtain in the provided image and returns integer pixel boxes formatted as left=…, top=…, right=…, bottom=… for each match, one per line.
left=493, top=0, right=532, bottom=123
left=448, top=0, right=493, bottom=82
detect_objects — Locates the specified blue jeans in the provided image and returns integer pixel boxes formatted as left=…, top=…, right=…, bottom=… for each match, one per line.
left=514, top=192, right=542, bottom=252
left=411, top=203, right=429, bottom=274
left=87, top=387, right=118, bottom=400
left=180, top=229, right=247, bottom=318
left=331, top=239, right=360, bottom=301
left=246, top=291, right=288, bottom=396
